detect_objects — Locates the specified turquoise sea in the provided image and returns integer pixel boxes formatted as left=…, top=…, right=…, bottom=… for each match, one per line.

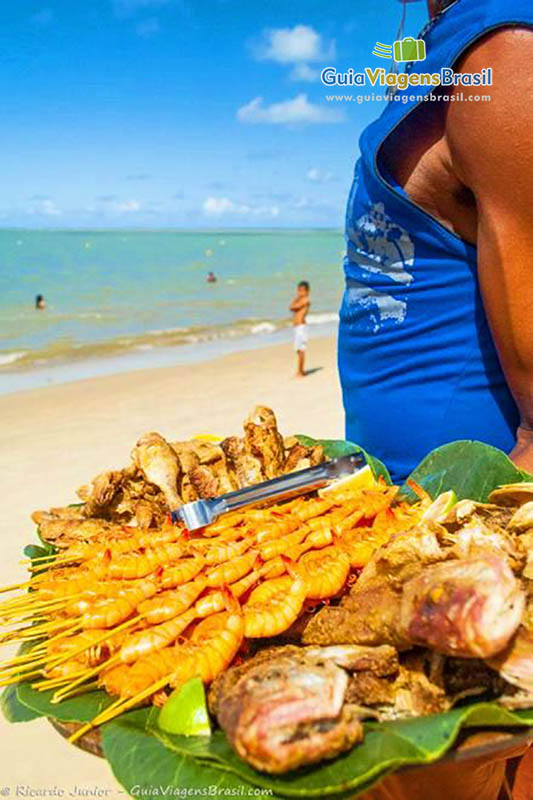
left=0, top=229, right=344, bottom=392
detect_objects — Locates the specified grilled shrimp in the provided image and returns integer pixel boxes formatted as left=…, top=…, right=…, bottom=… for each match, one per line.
left=193, top=567, right=262, bottom=618
left=201, top=537, right=252, bottom=566
left=115, top=647, right=179, bottom=697
left=47, top=629, right=124, bottom=667
left=36, top=572, right=96, bottom=602
left=118, top=607, right=197, bottom=663
left=204, top=550, right=259, bottom=588
left=167, top=592, right=244, bottom=689
left=160, top=555, right=206, bottom=588
left=253, top=514, right=301, bottom=544
left=80, top=576, right=159, bottom=629
left=243, top=575, right=307, bottom=637
left=339, top=528, right=385, bottom=567
left=138, top=577, right=207, bottom=624
left=89, top=543, right=186, bottom=580
left=260, top=527, right=334, bottom=579
left=258, top=528, right=309, bottom=561
left=292, top=497, right=335, bottom=521
left=295, top=547, right=350, bottom=599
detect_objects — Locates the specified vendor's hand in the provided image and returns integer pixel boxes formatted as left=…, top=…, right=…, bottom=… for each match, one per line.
left=359, top=743, right=530, bottom=800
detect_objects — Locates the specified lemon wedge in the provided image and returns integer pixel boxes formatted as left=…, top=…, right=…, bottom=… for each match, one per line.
left=157, top=677, right=211, bottom=736
left=421, top=490, right=457, bottom=523
left=319, top=464, right=377, bottom=498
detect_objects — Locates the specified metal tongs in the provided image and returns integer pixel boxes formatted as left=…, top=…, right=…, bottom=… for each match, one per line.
left=172, top=451, right=366, bottom=530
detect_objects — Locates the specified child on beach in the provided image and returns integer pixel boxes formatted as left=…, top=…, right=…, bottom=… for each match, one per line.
left=290, top=280, right=310, bottom=378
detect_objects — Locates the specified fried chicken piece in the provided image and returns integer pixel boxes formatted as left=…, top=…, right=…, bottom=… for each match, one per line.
left=174, top=440, right=236, bottom=495
left=400, top=554, right=525, bottom=658
left=220, top=436, right=264, bottom=488
left=134, top=499, right=155, bottom=528
left=31, top=506, right=85, bottom=527
left=189, top=465, right=219, bottom=499
left=171, top=441, right=235, bottom=500
left=131, top=432, right=182, bottom=512
left=77, top=470, right=125, bottom=517
left=283, top=443, right=311, bottom=472
left=243, top=406, right=285, bottom=480
left=34, top=517, right=121, bottom=548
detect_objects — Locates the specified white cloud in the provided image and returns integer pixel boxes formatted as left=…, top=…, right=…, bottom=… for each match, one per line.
left=203, top=196, right=279, bottom=218
left=289, top=63, right=320, bottom=83
left=28, top=198, right=61, bottom=217
left=254, top=25, right=335, bottom=64
left=113, top=199, right=141, bottom=213
left=87, top=197, right=141, bottom=215
left=237, top=94, right=344, bottom=126
left=307, top=166, right=333, bottom=183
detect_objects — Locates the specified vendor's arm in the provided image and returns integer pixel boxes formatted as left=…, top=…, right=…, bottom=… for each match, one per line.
left=446, top=28, right=533, bottom=472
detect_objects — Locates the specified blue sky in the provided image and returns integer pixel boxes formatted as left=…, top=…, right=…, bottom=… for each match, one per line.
left=2, top=0, right=428, bottom=228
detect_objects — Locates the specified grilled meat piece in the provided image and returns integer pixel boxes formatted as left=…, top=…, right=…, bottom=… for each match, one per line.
left=131, top=432, right=182, bottom=511
left=442, top=657, right=507, bottom=699
left=400, top=554, right=525, bottom=658
left=488, top=624, right=533, bottom=697
left=220, top=436, right=264, bottom=488
left=243, top=406, right=285, bottom=480
left=214, top=650, right=362, bottom=773
left=303, top=526, right=447, bottom=648
left=211, top=644, right=397, bottom=773
left=77, top=470, right=125, bottom=517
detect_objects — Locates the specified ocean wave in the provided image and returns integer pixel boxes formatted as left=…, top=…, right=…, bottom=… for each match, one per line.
left=0, top=351, right=27, bottom=366
left=250, top=322, right=276, bottom=335
left=0, top=311, right=337, bottom=372
left=307, top=312, right=339, bottom=325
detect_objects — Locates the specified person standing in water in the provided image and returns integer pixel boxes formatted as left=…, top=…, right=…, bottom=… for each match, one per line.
left=35, top=294, right=46, bottom=310
left=290, top=280, right=310, bottom=377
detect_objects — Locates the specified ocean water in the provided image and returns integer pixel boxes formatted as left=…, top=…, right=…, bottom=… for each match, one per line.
left=0, top=229, right=344, bottom=391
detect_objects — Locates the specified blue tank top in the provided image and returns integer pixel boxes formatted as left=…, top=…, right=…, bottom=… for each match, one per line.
left=339, top=0, right=533, bottom=483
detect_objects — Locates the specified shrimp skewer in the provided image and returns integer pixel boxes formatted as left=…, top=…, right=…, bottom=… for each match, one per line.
left=293, top=546, right=350, bottom=599
left=69, top=589, right=243, bottom=742
left=160, top=556, right=205, bottom=588
left=243, top=572, right=306, bottom=638
left=88, top=543, right=186, bottom=580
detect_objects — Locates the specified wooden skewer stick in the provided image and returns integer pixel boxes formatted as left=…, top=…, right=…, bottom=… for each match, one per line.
left=68, top=674, right=171, bottom=744
left=52, top=654, right=121, bottom=703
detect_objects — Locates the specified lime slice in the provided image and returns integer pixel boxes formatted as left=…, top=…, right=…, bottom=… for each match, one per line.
left=421, top=490, right=457, bottom=523
left=157, top=677, right=211, bottom=736
left=318, top=464, right=378, bottom=498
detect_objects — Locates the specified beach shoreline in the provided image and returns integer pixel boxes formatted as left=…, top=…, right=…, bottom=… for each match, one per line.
left=0, top=317, right=338, bottom=395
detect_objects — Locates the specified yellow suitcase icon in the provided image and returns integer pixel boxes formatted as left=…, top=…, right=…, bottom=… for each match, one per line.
left=393, top=37, right=426, bottom=63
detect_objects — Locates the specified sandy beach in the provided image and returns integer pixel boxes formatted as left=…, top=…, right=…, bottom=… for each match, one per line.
left=0, top=335, right=342, bottom=796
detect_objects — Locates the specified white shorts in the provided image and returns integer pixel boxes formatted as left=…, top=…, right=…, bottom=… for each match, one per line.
left=294, top=324, right=308, bottom=352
